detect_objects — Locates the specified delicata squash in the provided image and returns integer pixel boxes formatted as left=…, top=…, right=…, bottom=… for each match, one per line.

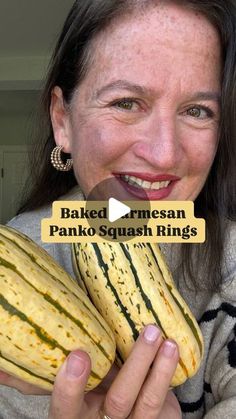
left=0, top=225, right=116, bottom=391
left=0, top=223, right=203, bottom=391
left=72, top=242, right=204, bottom=387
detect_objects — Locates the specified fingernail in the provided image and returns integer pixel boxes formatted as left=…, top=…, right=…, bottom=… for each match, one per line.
left=162, top=340, right=177, bottom=358
left=66, top=353, right=86, bottom=378
left=143, top=325, right=161, bottom=343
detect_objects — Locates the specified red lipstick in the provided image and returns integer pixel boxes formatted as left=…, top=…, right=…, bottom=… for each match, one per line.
left=113, top=172, right=180, bottom=200
left=114, top=172, right=180, bottom=182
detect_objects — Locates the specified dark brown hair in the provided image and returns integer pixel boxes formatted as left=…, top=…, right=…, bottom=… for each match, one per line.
left=18, top=0, right=236, bottom=291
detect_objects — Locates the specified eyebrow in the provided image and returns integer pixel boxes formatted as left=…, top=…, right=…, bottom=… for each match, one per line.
left=94, top=79, right=221, bottom=103
left=190, top=91, right=221, bottom=104
left=94, top=80, right=152, bottom=98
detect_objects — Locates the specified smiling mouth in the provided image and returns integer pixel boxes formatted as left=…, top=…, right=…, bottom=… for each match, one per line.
left=120, top=175, right=171, bottom=190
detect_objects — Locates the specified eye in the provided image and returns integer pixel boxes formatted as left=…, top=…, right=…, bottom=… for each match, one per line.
left=112, top=98, right=139, bottom=111
left=186, top=106, right=214, bottom=119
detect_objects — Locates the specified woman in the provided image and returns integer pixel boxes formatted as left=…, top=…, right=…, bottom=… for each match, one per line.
left=0, top=0, right=235, bottom=418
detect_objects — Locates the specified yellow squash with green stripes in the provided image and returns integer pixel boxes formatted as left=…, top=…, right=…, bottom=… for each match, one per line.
left=72, top=242, right=204, bottom=387
left=0, top=225, right=116, bottom=391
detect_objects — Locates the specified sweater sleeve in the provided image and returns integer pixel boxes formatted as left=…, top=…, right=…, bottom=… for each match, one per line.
left=173, top=222, right=236, bottom=419
left=203, top=310, right=236, bottom=419
left=203, top=286, right=236, bottom=419
left=176, top=279, right=236, bottom=419
left=202, top=224, right=236, bottom=418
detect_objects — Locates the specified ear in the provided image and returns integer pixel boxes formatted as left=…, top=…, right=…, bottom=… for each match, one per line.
left=50, top=86, right=72, bottom=153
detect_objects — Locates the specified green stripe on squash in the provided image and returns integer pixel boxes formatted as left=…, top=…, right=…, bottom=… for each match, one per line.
left=0, top=225, right=116, bottom=391
left=72, top=241, right=204, bottom=387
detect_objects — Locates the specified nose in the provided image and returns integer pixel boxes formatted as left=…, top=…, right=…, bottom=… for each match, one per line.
left=133, top=115, right=181, bottom=170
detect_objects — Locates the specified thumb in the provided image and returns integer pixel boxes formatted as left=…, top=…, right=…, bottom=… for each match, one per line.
left=49, top=350, right=91, bottom=419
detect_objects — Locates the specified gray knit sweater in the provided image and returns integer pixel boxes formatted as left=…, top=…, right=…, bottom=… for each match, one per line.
left=0, top=187, right=235, bottom=419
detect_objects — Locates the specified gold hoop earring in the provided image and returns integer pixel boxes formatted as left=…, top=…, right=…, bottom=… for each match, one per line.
left=50, top=145, right=73, bottom=171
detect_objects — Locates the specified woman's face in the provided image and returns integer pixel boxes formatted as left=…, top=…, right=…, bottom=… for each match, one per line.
left=52, top=2, right=222, bottom=200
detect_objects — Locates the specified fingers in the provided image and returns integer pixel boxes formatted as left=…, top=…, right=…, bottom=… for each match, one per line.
left=49, top=327, right=179, bottom=419
left=48, top=350, right=91, bottom=419
left=133, top=339, right=179, bottom=418
left=95, top=364, right=120, bottom=393
left=0, top=371, right=50, bottom=395
left=104, top=324, right=165, bottom=418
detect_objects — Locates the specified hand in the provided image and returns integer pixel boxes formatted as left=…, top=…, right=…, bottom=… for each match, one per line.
left=49, top=324, right=182, bottom=418
left=0, top=370, right=50, bottom=395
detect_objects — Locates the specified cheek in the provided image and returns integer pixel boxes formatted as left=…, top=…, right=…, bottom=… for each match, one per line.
left=70, top=120, right=130, bottom=167
left=186, top=136, right=218, bottom=175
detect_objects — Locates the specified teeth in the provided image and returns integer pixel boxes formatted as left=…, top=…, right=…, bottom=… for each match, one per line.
left=121, top=175, right=170, bottom=190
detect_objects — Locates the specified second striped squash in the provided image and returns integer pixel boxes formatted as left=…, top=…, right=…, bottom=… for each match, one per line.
left=72, top=242, right=204, bottom=387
